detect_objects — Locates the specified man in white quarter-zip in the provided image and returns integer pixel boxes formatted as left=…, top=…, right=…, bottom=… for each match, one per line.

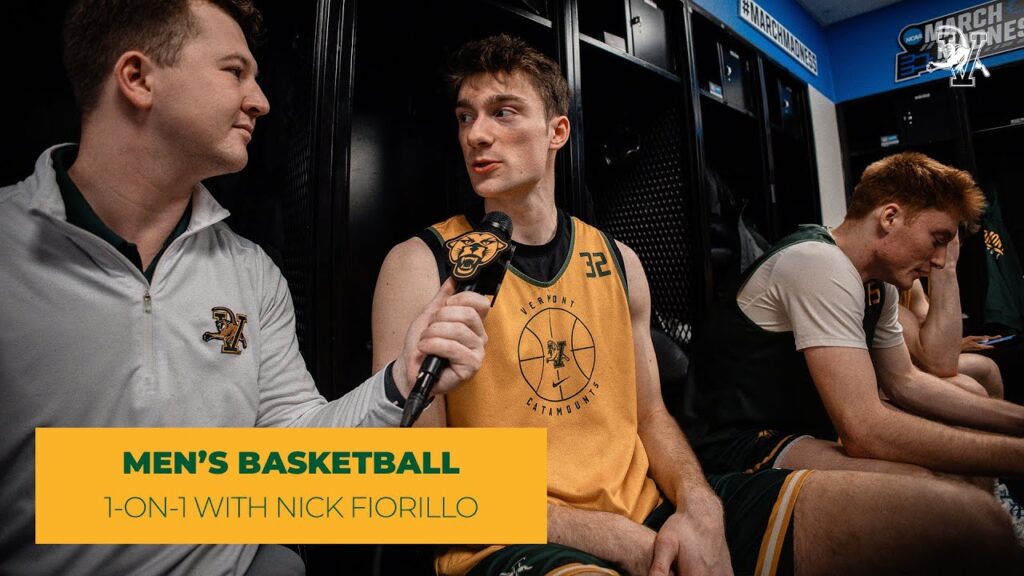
left=0, top=1, right=490, bottom=574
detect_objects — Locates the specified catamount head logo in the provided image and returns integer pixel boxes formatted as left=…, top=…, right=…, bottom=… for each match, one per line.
left=202, top=306, right=248, bottom=354
left=446, top=230, right=509, bottom=280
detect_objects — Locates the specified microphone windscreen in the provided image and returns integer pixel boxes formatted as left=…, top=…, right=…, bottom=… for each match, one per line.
left=479, top=211, right=513, bottom=241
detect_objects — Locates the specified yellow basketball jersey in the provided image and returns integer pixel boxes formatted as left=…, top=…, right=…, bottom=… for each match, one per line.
left=431, top=214, right=661, bottom=575
left=899, top=289, right=912, bottom=309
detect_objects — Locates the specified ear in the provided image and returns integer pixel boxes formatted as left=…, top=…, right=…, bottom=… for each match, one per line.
left=113, top=51, right=155, bottom=110
left=878, top=203, right=901, bottom=234
left=549, top=115, right=570, bottom=150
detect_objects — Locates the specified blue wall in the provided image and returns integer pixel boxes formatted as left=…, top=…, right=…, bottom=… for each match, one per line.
left=829, top=0, right=1024, bottom=102
left=693, top=0, right=836, bottom=99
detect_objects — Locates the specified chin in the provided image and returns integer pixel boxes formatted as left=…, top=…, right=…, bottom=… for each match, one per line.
left=219, top=151, right=250, bottom=174
left=471, top=182, right=510, bottom=199
left=895, top=276, right=916, bottom=291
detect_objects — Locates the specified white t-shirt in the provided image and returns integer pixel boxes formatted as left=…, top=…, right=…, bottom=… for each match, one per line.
left=737, top=236, right=904, bottom=351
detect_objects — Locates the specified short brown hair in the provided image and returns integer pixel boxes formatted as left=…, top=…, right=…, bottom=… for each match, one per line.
left=63, top=0, right=264, bottom=115
left=447, top=34, right=569, bottom=119
left=848, top=152, right=986, bottom=225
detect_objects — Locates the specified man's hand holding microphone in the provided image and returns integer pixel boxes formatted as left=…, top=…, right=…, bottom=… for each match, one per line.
left=393, top=212, right=514, bottom=426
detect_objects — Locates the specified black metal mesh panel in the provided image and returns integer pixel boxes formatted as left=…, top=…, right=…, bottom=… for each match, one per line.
left=591, top=105, right=695, bottom=349
left=282, top=124, right=315, bottom=354
left=272, top=0, right=317, bottom=362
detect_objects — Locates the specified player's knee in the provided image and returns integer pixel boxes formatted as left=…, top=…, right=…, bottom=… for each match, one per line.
left=981, top=358, right=1004, bottom=399
left=950, top=486, right=1018, bottom=565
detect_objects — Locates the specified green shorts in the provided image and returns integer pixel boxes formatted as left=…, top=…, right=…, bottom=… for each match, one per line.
left=467, top=468, right=813, bottom=576
left=695, top=428, right=811, bottom=474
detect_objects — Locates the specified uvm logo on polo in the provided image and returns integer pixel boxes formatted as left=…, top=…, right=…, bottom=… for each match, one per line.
left=202, top=306, right=248, bottom=354
left=445, top=230, right=509, bottom=281
left=518, top=307, right=599, bottom=417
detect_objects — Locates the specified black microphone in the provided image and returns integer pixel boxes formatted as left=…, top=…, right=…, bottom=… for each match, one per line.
left=400, top=211, right=514, bottom=427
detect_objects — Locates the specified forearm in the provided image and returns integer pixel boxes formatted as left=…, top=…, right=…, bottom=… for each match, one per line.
left=916, top=268, right=962, bottom=375
left=847, top=406, right=1024, bottom=476
left=547, top=502, right=655, bottom=575
left=638, top=407, right=710, bottom=505
left=886, top=367, right=1024, bottom=435
left=287, top=367, right=403, bottom=428
left=814, top=346, right=1024, bottom=477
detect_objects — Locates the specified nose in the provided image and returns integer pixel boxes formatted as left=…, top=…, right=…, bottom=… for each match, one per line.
left=244, top=81, right=270, bottom=118
left=464, top=116, right=493, bottom=148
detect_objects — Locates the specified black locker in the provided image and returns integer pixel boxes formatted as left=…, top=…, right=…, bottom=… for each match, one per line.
left=628, top=0, right=671, bottom=70
left=721, top=47, right=750, bottom=112
left=687, top=5, right=818, bottom=303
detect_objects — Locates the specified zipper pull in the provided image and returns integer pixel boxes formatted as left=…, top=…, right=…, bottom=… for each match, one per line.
left=144, top=291, right=152, bottom=313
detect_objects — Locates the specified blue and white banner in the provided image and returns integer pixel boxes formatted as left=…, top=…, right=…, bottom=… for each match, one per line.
left=896, top=0, right=1024, bottom=82
left=739, top=0, right=818, bottom=76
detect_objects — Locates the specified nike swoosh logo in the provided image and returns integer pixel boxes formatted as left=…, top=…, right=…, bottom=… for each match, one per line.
left=552, top=377, right=568, bottom=388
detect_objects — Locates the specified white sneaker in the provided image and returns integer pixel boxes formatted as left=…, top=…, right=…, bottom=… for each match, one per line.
left=994, top=481, right=1024, bottom=546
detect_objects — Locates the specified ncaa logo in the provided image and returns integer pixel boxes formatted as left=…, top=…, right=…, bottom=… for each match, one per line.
left=902, top=27, right=923, bottom=47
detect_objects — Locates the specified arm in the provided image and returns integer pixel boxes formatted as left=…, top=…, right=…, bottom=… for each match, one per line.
left=254, top=245, right=396, bottom=428
left=269, top=237, right=488, bottom=428
left=547, top=503, right=658, bottom=576
left=371, top=237, right=475, bottom=426
left=905, top=236, right=962, bottom=376
left=805, top=345, right=1024, bottom=476
left=542, top=243, right=731, bottom=576
left=372, top=238, right=446, bottom=426
left=872, top=344, right=1024, bottom=436
left=622, top=243, right=732, bottom=576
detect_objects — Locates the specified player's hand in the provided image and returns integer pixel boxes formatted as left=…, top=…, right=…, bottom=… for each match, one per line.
left=649, top=487, right=733, bottom=576
left=393, top=277, right=491, bottom=396
left=943, top=232, right=961, bottom=269
left=962, top=334, right=997, bottom=352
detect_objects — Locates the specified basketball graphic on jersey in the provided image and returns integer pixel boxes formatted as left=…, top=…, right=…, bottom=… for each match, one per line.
left=518, top=308, right=595, bottom=402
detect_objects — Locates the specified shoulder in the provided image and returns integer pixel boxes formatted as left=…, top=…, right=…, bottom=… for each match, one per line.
left=380, top=235, right=441, bottom=288
left=613, top=238, right=642, bottom=272
left=1, top=147, right=60, bottom=213
left=771, top=240, right=857, bottom=286
left=0, top=181, right=36, bottom=269
left=775, top=238, right=844, bottom=264
left=0, top=181, right=32, bottom=231
left=0, top=180, right=28, bottom=207
left=206, top=222, right=264, bottom=262
left=427, top=214, right=473, bottom=241
left=203, top=222, right=283, bottom=285
left=752, top=241, right=863, bottom=317
left=572, top=216, right=630, bottom=287
left=386, top=235, right=436, bottom=266
left=612, top=239, right=651, bottom=314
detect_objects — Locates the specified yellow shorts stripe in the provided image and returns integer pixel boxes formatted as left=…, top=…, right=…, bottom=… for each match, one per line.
left=545, top=564, right=620, bottom=576
left=745, top=434, right=797, bottom=473
left=755, top=469, right=813, bottom=576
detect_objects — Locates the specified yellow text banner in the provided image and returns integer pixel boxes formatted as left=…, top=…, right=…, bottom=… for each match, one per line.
left=36, top=427, right=546, bottom=544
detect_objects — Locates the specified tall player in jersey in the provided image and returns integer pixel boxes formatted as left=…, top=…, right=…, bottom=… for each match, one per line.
left=371, top=35, right=1019, bottom=576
